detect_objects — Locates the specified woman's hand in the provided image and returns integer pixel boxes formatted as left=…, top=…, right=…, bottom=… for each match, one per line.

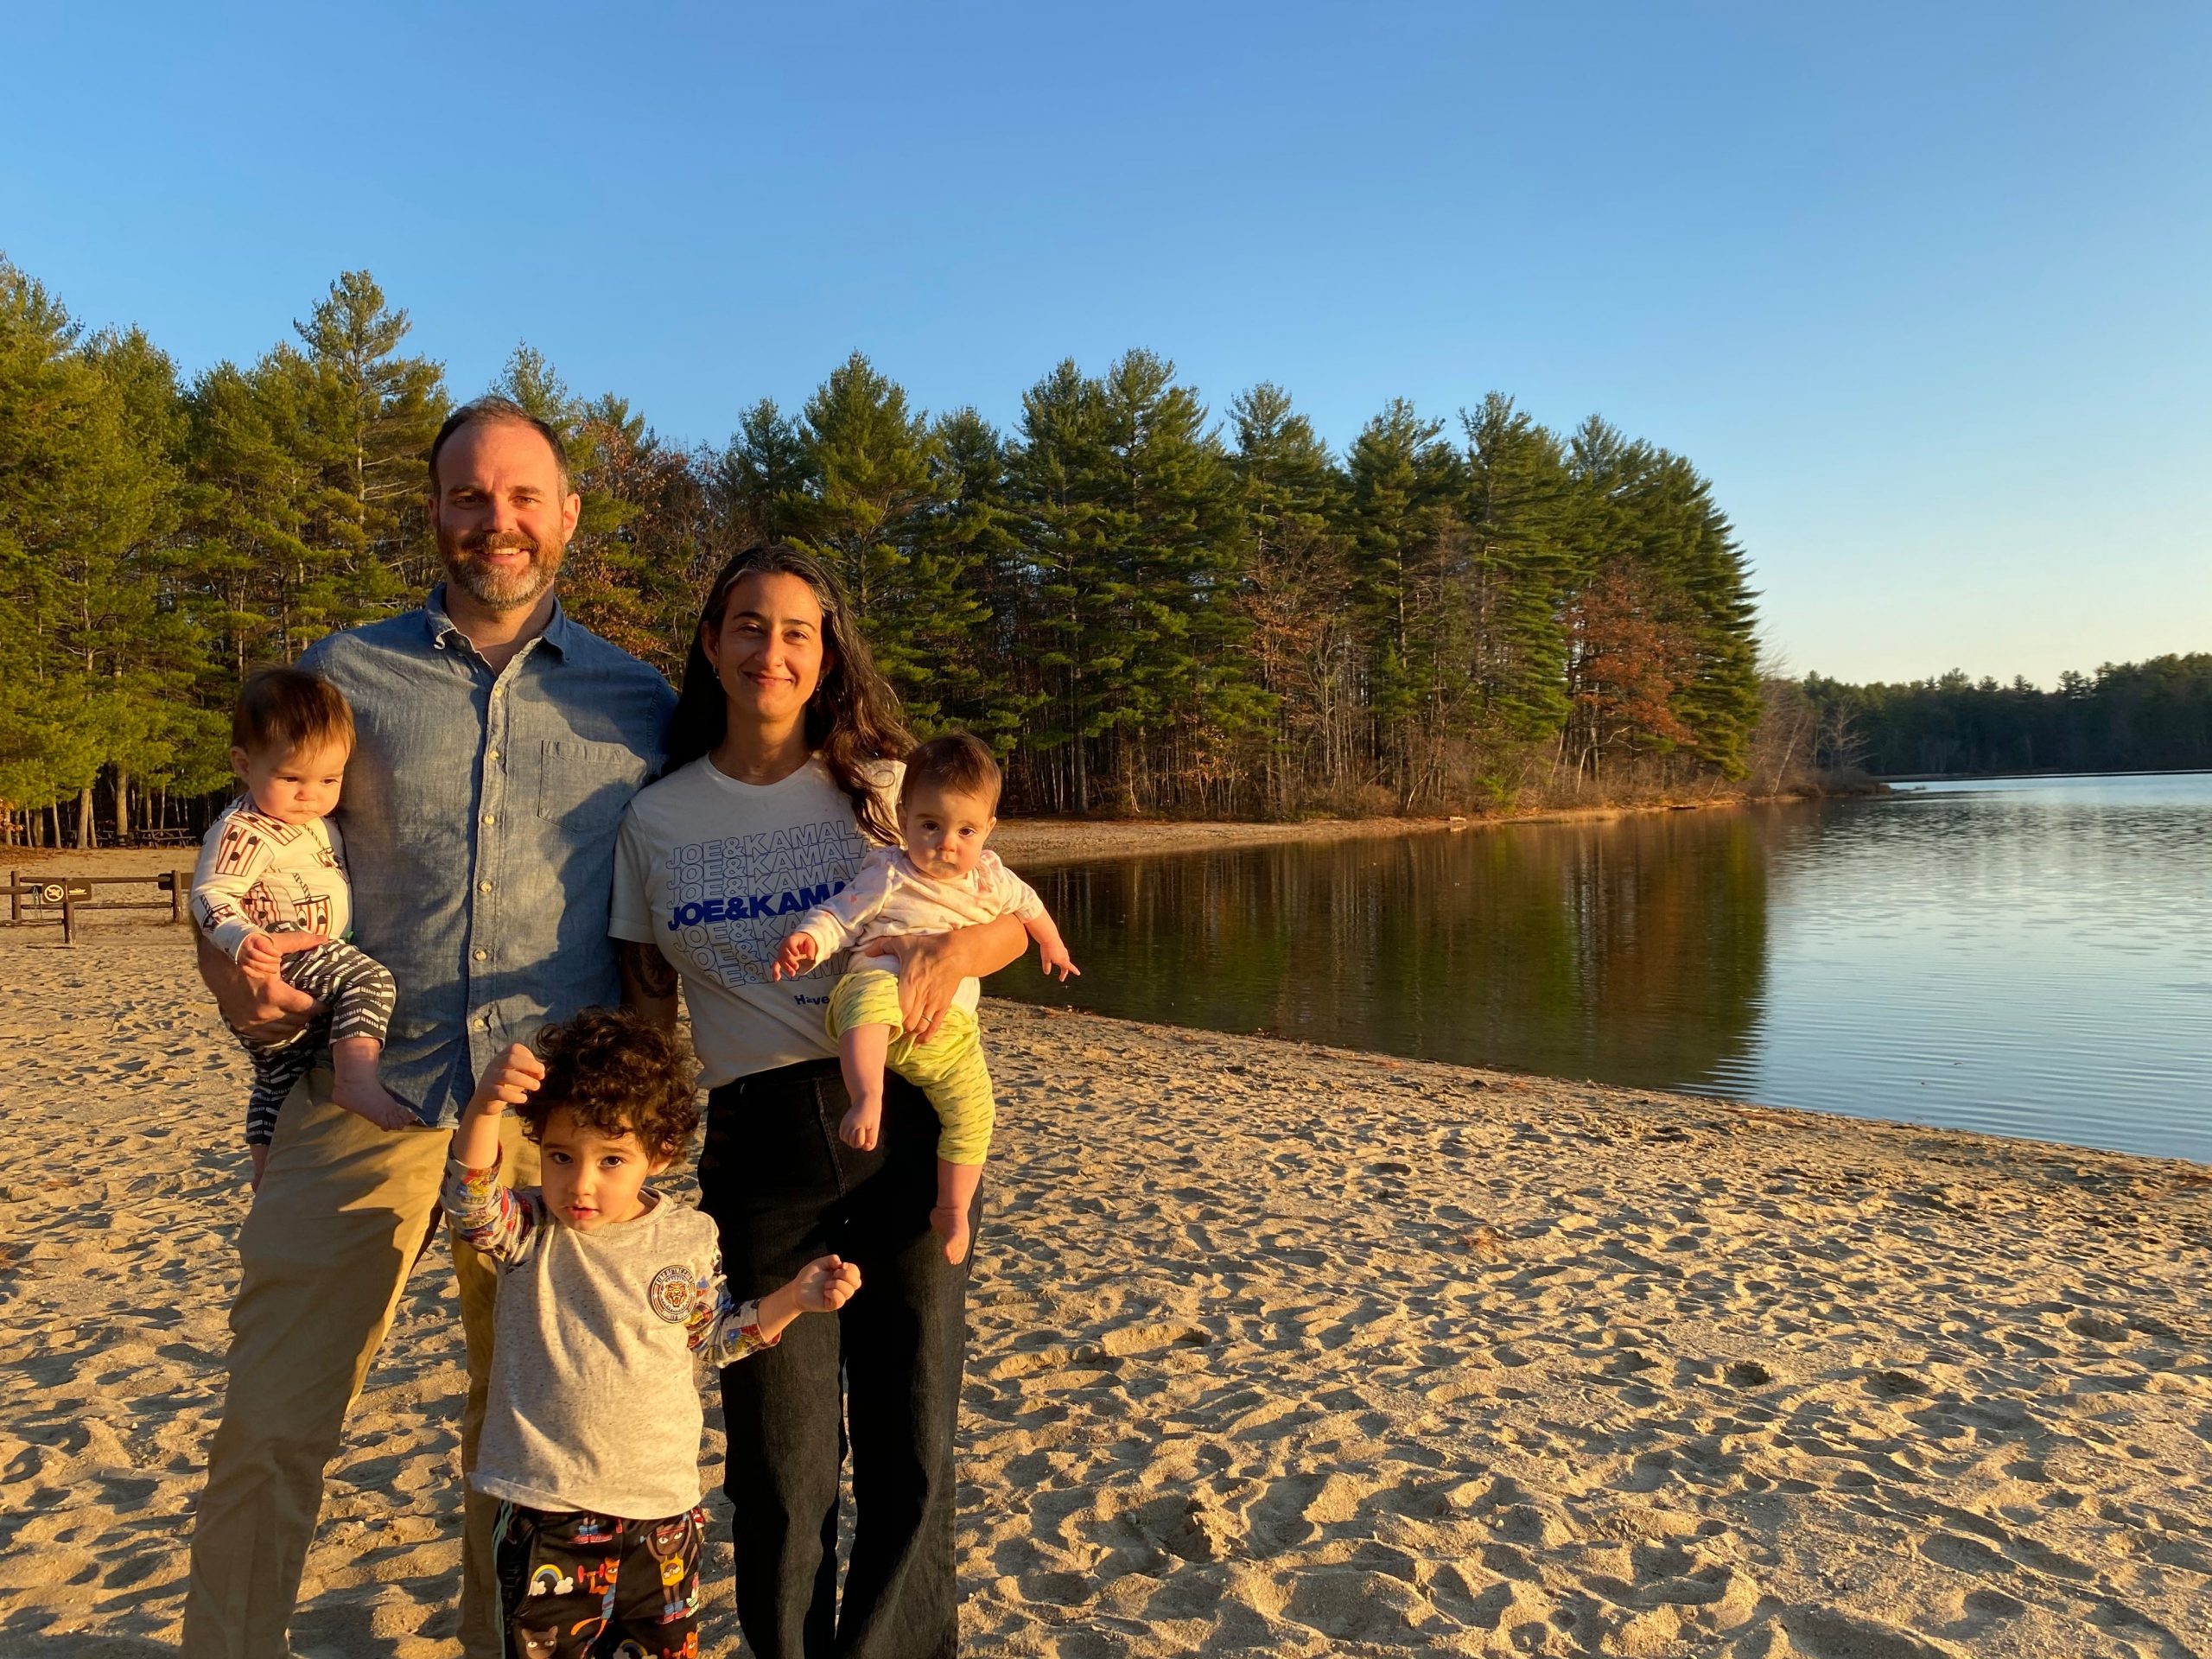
left=615, top=938, right=681, bottom=1031
left=859, top=914, right=1030, bottom=1040
left=860, top=931, right=956, bottom=1039
left=869, top=913, right=1031, bottom=1039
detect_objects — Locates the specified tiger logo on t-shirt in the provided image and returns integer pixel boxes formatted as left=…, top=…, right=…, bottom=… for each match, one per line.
left=646, top=1264, right=695, bottom=1323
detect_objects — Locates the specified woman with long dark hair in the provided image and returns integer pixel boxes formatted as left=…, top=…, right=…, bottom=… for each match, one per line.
left=610, top=544, right=1027, bottom=1659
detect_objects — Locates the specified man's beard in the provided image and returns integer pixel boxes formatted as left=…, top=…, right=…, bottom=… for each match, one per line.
left=439, top=530, right=563, bottom=612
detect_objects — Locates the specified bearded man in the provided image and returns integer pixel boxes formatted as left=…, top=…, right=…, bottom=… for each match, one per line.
left=181, top=398, right=677, bottom=1659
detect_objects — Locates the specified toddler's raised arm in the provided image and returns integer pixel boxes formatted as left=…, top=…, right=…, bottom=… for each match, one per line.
left=440, top=1045, right=548, bottom=1265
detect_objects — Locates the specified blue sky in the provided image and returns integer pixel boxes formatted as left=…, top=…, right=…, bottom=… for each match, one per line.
left=4, top=2, right=2206, bottom=685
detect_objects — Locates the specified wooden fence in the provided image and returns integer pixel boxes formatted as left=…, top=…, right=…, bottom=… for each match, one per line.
left=4, top=870, right=192, bottom=944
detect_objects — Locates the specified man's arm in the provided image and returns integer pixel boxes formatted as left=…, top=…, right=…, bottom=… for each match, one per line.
left=617, top=938, right=680, bottom=1031
left=196, top=929, right=320, bottom=1042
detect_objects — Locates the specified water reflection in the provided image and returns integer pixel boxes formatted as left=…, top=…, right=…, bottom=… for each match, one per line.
left=997, top=775, right=2212, bottom=1162
left=1010, top=810, right=1774, bottom=1093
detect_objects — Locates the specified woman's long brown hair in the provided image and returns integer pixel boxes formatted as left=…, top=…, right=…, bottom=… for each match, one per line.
left=663, top=543, right=912, bottom=845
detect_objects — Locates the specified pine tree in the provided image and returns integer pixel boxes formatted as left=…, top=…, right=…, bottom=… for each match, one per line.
left=493, top=343, right=585, bottom=434
left=181, top=358, right=319, bottom=670
left=569, top=393, right=700, bottom=671
left=79, top=325, right=215, bottom=836
left=1006, top=360, right=1112, bottom=810
left=1230, top=384, right=1348, bottom=809
left=1342, top=398, right=1465, bottom=807
left=788, top=353, right=943, bottom=662
left=1460, top=393, right=1572, bottom=753
left=1096, top=349, right=1249, bottom=811
left=0, top=260, right=187, bottom=842
left=709, top=399, right=812, bottom=548
left=289, top=270, right=448, bottom=614
left=1007, top=352, right=1249, bottom=812
left=906, top=407, right=1024, bottom=743
left=1637, top=454, right=1760, bottom=776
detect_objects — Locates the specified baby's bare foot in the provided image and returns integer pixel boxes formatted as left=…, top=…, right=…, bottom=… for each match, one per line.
left=840, top=1098, right=883, bottom=1152
left=332, top=1071, right=416, bottom=1141
left=330, top=1039, right=410, bottom=1131
left=333, top=1074, right=415, bottom=1132
left=332, top=1052, right=416, bottom=1141
left=931, top=1205, right=971, bottom=1265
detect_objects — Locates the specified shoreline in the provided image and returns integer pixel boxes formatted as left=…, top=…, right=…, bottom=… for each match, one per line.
left=1876, top=766, right=2212, bottom=784
left=985, top=1001, right=2212, bottom=1184
left=3, top=788, right=1872, bottom=877
left=988, top=789, right=1856, bottom=868
left=3, top=918, right=2207, bottom=1654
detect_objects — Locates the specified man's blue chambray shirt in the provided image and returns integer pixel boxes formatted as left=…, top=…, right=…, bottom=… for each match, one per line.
left=299, top=586, right=677, bottom=1126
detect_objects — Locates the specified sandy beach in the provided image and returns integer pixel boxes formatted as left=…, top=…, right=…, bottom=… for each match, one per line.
left=2, top=901, right=2208, bottom=1658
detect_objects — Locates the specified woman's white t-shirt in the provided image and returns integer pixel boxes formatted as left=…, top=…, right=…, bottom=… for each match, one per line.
left=611, top=753, right=899, bottom=1087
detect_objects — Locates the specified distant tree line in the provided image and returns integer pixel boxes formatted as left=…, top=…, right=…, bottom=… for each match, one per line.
left=1791, top=658, right=2212, bottom=777
left=1, top=257, right=1764, bottom=847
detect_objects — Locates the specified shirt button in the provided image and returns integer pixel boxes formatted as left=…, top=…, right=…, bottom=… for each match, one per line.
left=482, top=813, right=495, bottom=826
left=479, top=880, right=493, bottom=893
left=486, top=747, right=500, bottom=761
left=473, top=949, right=488, bottom=962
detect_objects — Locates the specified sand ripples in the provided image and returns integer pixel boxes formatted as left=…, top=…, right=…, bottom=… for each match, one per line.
left=1, top=920, right=2207, bottom=1656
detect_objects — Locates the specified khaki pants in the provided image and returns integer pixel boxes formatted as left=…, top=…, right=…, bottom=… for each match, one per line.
left=180, top=1073, right=537, bottom=1659
left=452, top=1122, right=537, bottom=1657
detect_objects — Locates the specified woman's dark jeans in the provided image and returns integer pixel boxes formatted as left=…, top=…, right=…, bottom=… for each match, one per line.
left=699, top=1060, right=976, bottom=1659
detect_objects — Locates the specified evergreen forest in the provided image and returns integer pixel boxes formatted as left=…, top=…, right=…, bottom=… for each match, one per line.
left=3, top=254, right=1794, bottom=846
left=1794, top=658, right=2212, bottom=778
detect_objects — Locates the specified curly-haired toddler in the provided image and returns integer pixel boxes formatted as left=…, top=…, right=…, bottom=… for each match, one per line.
left=444, top=1007, right=860, bottom=1659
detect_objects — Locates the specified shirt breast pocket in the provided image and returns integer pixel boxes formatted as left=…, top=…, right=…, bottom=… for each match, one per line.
left=536, top=740, right=652, bottom=836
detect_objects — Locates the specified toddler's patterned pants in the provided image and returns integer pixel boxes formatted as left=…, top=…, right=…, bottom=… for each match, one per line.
left=493, top=1503, right=704, bottom=1659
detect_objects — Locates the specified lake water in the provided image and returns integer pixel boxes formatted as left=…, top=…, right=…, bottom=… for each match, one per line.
left=995, top=773, right=2212, bottom=1163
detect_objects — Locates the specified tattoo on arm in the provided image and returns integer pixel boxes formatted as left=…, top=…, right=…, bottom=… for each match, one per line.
left=620, top=939, right=680, bottom=999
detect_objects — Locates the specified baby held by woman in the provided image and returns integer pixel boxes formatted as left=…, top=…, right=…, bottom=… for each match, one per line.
left=774, top=733, right=1077, bottom=1264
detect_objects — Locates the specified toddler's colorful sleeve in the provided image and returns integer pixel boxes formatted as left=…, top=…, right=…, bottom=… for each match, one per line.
left=438, top=1158, right=539, bottom=1264
left=687, top=1248, right=780, bottom=1367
